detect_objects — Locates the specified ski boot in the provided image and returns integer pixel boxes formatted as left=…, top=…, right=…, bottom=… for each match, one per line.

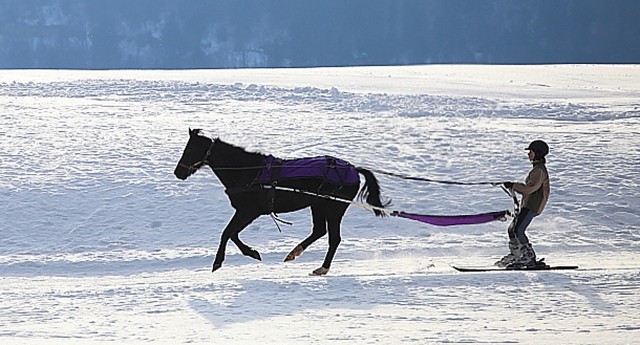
left=507, top=243, right=536, bottom=269
left=494, top=240, right=520, bottom=267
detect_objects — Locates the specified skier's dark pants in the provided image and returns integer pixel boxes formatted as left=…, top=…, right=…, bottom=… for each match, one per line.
left=507, top=208, right=536, bottom=245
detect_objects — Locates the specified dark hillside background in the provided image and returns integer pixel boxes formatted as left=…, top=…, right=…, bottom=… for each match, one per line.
left=1, top=0, right=638, bottom=69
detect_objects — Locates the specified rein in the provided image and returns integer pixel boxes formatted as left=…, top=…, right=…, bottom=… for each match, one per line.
left=185, top=154, right=516, bottom=210
left=179, top=138, right=517, bottom=223
left=207, top=164, right=507, bottom=187
left=369, top=168, right=518, bottom=214
left=369, top=168, right=504, bottom=186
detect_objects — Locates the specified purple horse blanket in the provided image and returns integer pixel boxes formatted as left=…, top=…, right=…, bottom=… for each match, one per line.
left=255, top=155, right=360, bottom=185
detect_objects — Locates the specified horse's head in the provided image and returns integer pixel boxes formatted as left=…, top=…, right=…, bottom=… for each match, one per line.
left=174, top=128, right=214, bottom=180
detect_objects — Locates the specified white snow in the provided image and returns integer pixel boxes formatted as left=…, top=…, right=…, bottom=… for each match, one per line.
left=1, top=65, right=639, bottom=344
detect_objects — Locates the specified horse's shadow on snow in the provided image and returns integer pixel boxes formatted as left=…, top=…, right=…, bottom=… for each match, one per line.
left=189, top=265, right=616, bottom=328
left=188, top=274, right=397, bottom=328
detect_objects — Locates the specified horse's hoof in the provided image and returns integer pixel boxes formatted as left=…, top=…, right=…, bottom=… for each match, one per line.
left=284, top=245, right=304, bottom=262
left=311, top=267, right=329, bottom=276
left=248, top=250, right=262, bottom=261
left=211, top=263, right=222, bottom=272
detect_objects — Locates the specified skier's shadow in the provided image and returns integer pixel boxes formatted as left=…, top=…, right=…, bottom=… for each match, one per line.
left=527, top=271, right=616, bottom=313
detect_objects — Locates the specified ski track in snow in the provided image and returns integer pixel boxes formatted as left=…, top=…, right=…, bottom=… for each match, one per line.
left=0, top=65, right=639, bottom=344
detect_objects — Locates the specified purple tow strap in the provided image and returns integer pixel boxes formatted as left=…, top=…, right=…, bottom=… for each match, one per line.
left=392, top=210, right=508, bottom=226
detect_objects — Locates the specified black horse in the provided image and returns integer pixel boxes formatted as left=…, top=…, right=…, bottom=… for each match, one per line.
left=174, top=128, right=388, bottom=275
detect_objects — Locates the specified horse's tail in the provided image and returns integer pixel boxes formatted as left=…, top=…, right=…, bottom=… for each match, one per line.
left=356, top=167, right=391, bottom=217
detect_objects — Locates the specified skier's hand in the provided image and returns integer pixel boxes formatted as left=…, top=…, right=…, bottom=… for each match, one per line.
left=503, top=182, right=514, bottom=189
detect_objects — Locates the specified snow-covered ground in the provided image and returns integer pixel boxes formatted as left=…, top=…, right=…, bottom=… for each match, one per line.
left=1, top=65, right=639, bottom=344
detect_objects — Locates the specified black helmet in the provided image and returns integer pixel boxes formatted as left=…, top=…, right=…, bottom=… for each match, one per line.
left=525, top=140, right=549, bottom=158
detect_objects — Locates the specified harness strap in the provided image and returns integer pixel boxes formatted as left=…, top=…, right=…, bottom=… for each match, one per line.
left=270, top=213, right=293, bottom=233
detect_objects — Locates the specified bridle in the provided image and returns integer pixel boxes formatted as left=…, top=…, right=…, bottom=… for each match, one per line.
left=178, top=140, right=215, bottom=174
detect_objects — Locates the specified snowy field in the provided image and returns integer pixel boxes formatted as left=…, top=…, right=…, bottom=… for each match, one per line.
left=1, top=65, right=639, bottom=344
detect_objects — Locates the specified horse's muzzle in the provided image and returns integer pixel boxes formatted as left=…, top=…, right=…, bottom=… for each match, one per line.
left=174, top=166, right=188, bottom=180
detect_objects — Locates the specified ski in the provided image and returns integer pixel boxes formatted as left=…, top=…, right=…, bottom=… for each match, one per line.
left=452, top=264, right=578, bottom=272
left=453, top=257, right=578, bottom=272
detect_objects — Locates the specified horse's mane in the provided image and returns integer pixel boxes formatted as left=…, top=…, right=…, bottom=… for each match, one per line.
left=213, top=137, right=266, bottom=161
left=191, top=129, right=267, bottom=168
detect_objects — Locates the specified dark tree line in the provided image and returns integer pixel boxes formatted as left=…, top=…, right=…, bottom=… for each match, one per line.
left=1, top=0, right=638, bottom=68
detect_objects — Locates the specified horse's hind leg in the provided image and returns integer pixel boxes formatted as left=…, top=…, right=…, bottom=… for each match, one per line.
left=312, top=203, right=348, bottom=276
left=212, top=211, right=259, bottom=272
left=284, top=204, right=327, bottom=262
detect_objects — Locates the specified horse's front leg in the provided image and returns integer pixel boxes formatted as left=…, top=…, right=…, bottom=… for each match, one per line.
left=230, top=232, right=261, bottom=261
left=212, top=211, right=258, bottom=272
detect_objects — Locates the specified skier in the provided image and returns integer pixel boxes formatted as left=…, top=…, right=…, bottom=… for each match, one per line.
left=496, top=140, right=550, bottom=267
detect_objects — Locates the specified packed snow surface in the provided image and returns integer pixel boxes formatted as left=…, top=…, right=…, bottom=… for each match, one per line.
left=1, top=65, right=639, bottom=344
